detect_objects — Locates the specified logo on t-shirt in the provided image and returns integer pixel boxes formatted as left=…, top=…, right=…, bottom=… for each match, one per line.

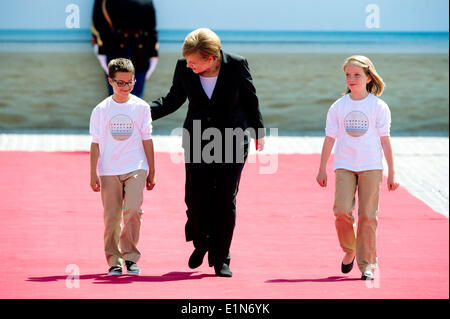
left=109, top=114, right=134, bottom=141
left=344, top=111, right=369, bottom=137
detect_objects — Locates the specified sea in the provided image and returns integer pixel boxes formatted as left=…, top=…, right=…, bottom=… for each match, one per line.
left=0, top=29, right=448, bottom=53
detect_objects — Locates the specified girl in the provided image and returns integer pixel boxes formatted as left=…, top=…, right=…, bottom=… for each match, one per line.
left=316, top=55, right=399, bottom=280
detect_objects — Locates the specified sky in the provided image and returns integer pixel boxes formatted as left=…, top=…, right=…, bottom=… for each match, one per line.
left=0, top=0, right=448, bottom=32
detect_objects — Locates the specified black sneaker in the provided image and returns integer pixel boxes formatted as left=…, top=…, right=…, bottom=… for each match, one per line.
left=108, top=266, right=122, bottom=276
left=125, top=260, right=140, bottom=275
left=361, top=270, right=374, bottom=280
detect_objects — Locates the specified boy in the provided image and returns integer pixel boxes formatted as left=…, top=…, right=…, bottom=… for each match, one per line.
left=89, top=58, right=156, bottom=276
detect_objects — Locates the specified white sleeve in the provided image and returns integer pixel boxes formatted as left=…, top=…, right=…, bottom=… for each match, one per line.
left=94, top=45, right=109, bottom=74
left=145, top=57, right=159, bottom=80
left=325, top=102, right=339, bottom=138
left=376, top=100, right=391, bottom=137
left=140, top=105, right=153, bottom=140
left=89, top=107, right=100, bottom=143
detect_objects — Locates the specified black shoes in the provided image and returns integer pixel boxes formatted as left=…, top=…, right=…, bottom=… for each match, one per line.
left=214, top=263, right=232, bottom=277
left=188, top=247, right=208, bottom=269
left=188, top=246, right=232, bottom=277
left=341, top=257, right=355, bottom=274
left=107, top=261, right=140, bottom=276
left=125, top=260, right=140, bottom=275
left=107, top=266, right=122, bottom=276
left=341, top=257, right=376, bottom=280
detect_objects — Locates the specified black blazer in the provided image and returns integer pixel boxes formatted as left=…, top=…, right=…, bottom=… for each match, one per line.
left=151, top=51, right=265, bottom=161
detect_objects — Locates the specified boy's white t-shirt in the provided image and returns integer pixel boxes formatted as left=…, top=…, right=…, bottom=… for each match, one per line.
left=325, top=93, right=391, bottom=172
left=90, top=94, right=153, bottom=176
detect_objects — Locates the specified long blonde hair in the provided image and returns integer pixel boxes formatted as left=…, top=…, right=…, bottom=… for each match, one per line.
left=182, top=28, right=222, bottom=60
left=343, top=55, right=385, bottom=96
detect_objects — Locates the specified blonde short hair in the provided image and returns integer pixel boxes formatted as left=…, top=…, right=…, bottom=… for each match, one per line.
left=182, top=28, right=221, bottom=60
left=343, top=55, right=385, bottom=96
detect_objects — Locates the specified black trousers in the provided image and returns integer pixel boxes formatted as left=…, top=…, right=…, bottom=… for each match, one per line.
left=184, top=160, right=246, bottom=267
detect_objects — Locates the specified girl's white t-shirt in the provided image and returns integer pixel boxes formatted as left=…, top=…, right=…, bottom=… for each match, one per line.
left=89, top=94, right=153, bottom=176
left=325, top=93, right=391, bottom=172
left=199, top=75, right=218, bottom=99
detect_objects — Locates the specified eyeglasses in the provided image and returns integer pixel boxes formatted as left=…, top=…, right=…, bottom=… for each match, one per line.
left=111, top=78, right=136, bottom=87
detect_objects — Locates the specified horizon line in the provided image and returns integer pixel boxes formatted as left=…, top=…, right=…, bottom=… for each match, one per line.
left=0, top=28, right=448, bottom=34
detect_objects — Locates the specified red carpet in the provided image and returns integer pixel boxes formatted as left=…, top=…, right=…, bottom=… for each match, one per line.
left=0, top=151, right=448, bottom=299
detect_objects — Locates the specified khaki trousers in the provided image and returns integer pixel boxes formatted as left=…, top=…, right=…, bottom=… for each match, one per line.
left=100, top=169, right=146, bottom=267
left=333, top=169, right=382, bottom=273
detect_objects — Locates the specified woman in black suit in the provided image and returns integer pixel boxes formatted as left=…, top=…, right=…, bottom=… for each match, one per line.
left=150, top=28, right=265, bottom=277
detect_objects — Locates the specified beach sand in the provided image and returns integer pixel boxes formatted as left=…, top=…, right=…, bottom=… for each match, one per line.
left=0, top=51, right=448, bottom=133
